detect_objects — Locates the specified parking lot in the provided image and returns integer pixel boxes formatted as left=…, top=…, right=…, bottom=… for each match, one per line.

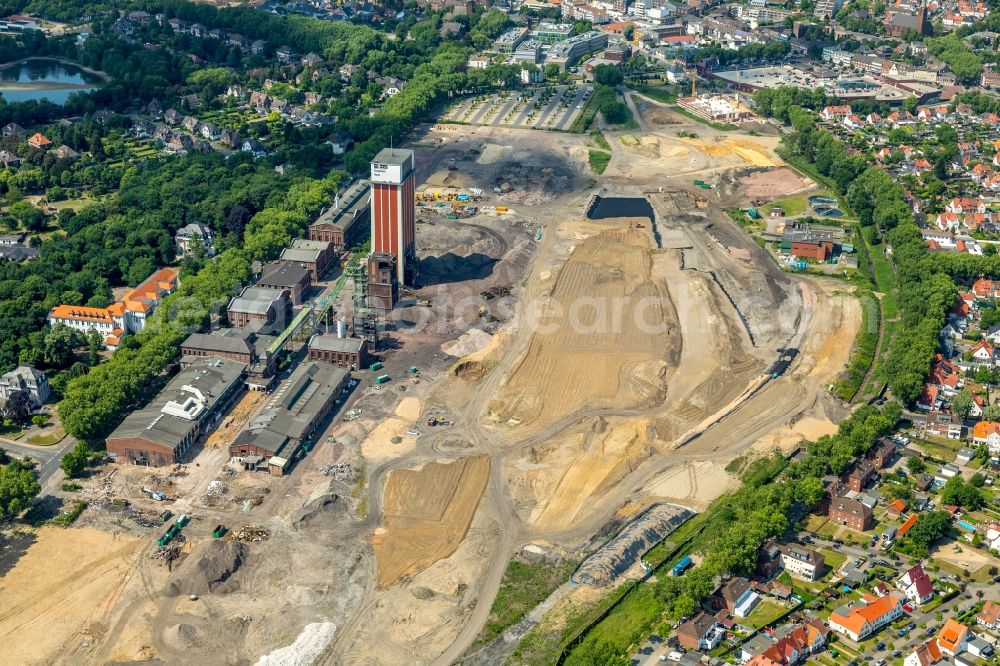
left=443, top=84, right=592, bottom=130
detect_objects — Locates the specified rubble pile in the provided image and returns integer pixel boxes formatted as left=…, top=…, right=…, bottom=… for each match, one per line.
left=321, top=463, right=354, bottom=481
left=228, top=525, right=270, bottom=543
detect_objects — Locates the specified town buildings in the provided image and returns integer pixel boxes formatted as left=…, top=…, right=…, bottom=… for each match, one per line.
left=828, top=593, right=904, bottom=642
left=48, top=267, right=179, bottom=348
left=828, top=496, right=874, bottom=531
left=307, top=334, right=370, bottom=369
left=0, top=365, right=49, bottom=407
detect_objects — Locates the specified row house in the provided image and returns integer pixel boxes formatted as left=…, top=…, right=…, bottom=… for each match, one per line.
left=829, top=593, right=904, bottom=642
left=820, top=105, right=852, bottom=122
left=972, top=276, right=1000, bottom=299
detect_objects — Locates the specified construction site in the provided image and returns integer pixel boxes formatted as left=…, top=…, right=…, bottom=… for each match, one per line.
left=0, top=93, right=862, bottom=666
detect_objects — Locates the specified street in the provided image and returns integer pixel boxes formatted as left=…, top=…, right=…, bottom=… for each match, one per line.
left=0, top=434, right=74, bottom=488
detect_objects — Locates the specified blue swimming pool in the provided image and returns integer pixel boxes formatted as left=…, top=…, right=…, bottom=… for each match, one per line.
left=955, top=519, right=976, bottom=532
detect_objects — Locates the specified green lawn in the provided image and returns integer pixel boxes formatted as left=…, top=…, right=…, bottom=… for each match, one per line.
left=563, top=584, right=661, bottom=666
left=771, top=194, right=810, bottom=217
left=629, top=83, right=679, bottom=104
left=819, top=548, right=848, bottom=574
left=744, top=599, right=790, bottom=629
left=26, top=427, right=65, bottom=446
left=588, top=150, right=611, bottom=174
left=590, top=130, right=610, bottom=150
left=474, top=558, right=576, bottom=648
left=913, top=435, right=963, bottom=462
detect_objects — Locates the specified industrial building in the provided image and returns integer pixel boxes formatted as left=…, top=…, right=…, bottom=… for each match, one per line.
left=279, top=238, right=335, bottom=281
left=308, top=334, right=369, bottom=369
left=309, top=179, right=371, bottom=250
left=181, top=328, right=278, bottom=388
left=227, top=285, right=291, bottom=330
left=367, top=147, right=416, bottom=311
left=255, top=260, right=312, bottom=306
left=230, top=361, right=350, bottom=475
left=106, top=357, right=247, bottom=466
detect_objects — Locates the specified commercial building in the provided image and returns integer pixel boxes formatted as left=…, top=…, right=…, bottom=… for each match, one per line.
left=547, top=31, right=609, bottom=70
left=106, top=357, right=247, bottom=466
left=308, top=334, right=370, bottom=369
left=256, top=260, right=312, bottom=306
left=48, top=267, right=179, bottom=348
left=227, top=285, right=290, bottom=330
left=494, top=27, right=529, bottom=53
left=309, top=179, right=371, bottom=250
left=280, top=238, right=335, bottom=281
left=0, top=365, right=49, bottom=407
left=181, top=328, right=278, bottom=388
left=535, top=22, right=574, bottom=43
left=230, top=361, right=350, bottom=474
left=512, top=39, right=544, bottom=64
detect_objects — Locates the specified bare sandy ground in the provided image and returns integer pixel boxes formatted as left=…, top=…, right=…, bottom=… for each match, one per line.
left=372, top=455, right=491, bottom=587
left=0, top=527, right=143, bottom=665
left=489, top=227, right=680, bottom=431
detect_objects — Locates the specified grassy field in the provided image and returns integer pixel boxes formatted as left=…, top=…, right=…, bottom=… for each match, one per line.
left=474, top=558, right=577, bottom=648
left=913, top=435, right=964, bottom=463
left=563, top=584, right=661, bottom=666
left=744, top=599, right=790, bottom=629
left=590, top=130, right=610, bottom=150
left=26, top=427, right=65, bottom=446
left=819, top=548, right=848, bottom=573
left=628, top=83, right=679, bottom=104
left=588, top=150, right=611, bottom=174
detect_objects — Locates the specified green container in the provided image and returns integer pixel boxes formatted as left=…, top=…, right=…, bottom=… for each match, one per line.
left=375, top=374, right=390, bottom=384
left=212, top=525, right=226, bottom=538
left=175, top=514, right=190, bottom=528
left=369, top=361, right=383, bottom=371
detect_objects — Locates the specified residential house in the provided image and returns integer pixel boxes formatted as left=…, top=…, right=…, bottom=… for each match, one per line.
left=199, top=122, right=221, bottom=141
left=897, top=563, right=935, bottom=606
left=972, top=339, right=996, bottom=364
left=711, top=576, right=760, bottom=617
left=937, top=619, right=969, bottom=656
left=376, top=76, right=404, bottom=98
left=0, top=365, right=50, bottom=407
left=779, top=545, right=825, bottom=581
left=973, top=421, right=1000, bottom=454
left=676, top=612, right=724, bottom=651
left=164, top=108, right=182, bottom=125
left=0, top=150, right=21, bottom=167
left=51, top=145, right=79, bottom=161
left=846, top=460, right=875, bottom=492
left=276, top=45, right=298, bottom=63
left=923, top=411, right=961, bottom=439
left=898, top=513, right=919, bottom=538
left=887, top=498, right=908, bottom=518
left=828, top=593, right=904, bottom=642
left=2, top=122, right=26, bottom=137
left=977, top=600, right=1000, bottom=631
left=972, top=276, right=1000, bottom=299
left=746, top=619, right=829, bottom=665
left=175, top=222, right=215, bottom=257
left=27, top=133, right=51, bottom=149
left=904, top=639, right=943, bottom=666
left=829, top=496, right=873, bottom=531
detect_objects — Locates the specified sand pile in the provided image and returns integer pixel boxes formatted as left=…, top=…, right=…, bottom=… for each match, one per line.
left=254, top=622, right=337, bottom=666
left=442, top=328, right=493, bottom=357
left=165, top=540, right=247, bottom=597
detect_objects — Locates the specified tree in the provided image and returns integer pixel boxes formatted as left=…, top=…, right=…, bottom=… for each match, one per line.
left=952, top=389, right=974, bottom=419
left=941, top=475, right=984, bottom=509
left=983, top=404, right=1000, bottom=421
left=0, top=459, right=39, bottom=520
left=3, top=390, right=32, bottom=423
left=906, top=456, right=926, bottom=474
left=43, top=324, right=84, bottom=368
left=60, top=442, right=90, bottom=479
left=907, top=510, right=951, bottom=554
left=592, top=64, right=624, bottom=87
left=623, top=24, right=634, bottom=42
left=902, top=96, right=919, bottom=114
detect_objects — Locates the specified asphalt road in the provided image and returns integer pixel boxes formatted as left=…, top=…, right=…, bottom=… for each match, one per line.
left=0, top=433, right=75, bottom=488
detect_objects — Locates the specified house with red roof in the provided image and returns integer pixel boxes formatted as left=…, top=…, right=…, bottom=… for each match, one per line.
left=897, top=563, right=934, bottom=605
left=947, top=197, right=986, bottom=215
left=973, top=277, right=1000, bottom=298
left=972, top=339, right=996, bottom=364
left=898, top=513, right=919, bottom=538
left=821, top=105, right=852, bottom=121
left=916, top=384, right=940, bottom=411
left=936, top=619, right=969, bottom=656
left=977, top=600, right=1000, bottom=630
left=904, top=639, right=942, bottom=666
left=829, top=593, right=904, bottom=642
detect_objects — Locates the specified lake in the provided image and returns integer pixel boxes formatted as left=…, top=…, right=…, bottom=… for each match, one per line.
left=0, top=59, right=104, bottom=104
left=587, top=196, right=655, bottom=221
